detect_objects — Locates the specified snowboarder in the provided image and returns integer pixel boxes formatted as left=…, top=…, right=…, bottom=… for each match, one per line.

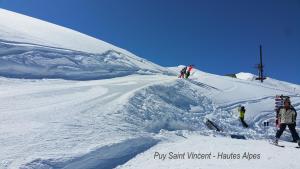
left=179, top=66, right=187, bottom=78
left=274, top=98, right=300, bottom=146
left=185, top=65, right=193, bottom=79
left=238, top=106, right=248, bottom=128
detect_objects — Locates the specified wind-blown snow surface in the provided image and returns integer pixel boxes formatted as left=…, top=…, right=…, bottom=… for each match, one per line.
left=1, top=66, right=300, bottom=169
left=0, top=8, right=172, bottom=80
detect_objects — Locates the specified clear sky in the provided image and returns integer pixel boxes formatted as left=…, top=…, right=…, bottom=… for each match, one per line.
left=1, top=0, right=300, bottom=84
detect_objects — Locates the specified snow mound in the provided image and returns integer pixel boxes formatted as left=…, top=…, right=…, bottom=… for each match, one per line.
left=0, top=9, right=172, bottom=80
left=122, top=80, right=216, bottom=133
left=236, top=72, right=257, bottom=81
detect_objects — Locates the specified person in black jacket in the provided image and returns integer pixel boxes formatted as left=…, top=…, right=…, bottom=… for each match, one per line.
left=179, top=66, right=187, bottom=78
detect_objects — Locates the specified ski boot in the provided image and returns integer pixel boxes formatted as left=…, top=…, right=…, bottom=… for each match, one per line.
left=273, top=139, right=279, bottom=145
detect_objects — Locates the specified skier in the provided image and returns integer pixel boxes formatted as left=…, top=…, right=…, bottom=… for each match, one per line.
left=238, top=106, right=248, bottom=128
left=275, top=95, right=289, bottom=129
left=274, top=98, right=300, bottom=146
left=185, top=65, right=193, bottom=79
left=179, top=66, right=187, bottom=78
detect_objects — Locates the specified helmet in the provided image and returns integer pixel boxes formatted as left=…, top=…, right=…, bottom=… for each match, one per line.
left=240, top=106, right=245, bottom=111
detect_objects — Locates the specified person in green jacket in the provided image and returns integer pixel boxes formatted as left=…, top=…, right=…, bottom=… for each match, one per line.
left=239, top=106, right=248, bottom=128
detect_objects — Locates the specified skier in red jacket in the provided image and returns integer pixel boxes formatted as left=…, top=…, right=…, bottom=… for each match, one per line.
left=185, top=65, right=193, bottom=79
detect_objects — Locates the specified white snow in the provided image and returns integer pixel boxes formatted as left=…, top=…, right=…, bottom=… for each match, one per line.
left=1, top=8, right=300, bottom=169
left=117, top=133, right=300, bottom=169
left=0, top=8, right=172, bottom=80
left=0, top=67, right=299, bottom=169
left=236, top=72, right=257, bottom=81
left=0, top=75, right=175, bottom=169
left=0, top=8, right=130, bottom=55
left=115, top=68, right=300, bottom=169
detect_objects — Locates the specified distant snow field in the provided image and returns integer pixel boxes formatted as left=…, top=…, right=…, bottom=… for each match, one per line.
left=236, top=72, right=257, bottom=81
left=0, top=8, right=300, bottom=169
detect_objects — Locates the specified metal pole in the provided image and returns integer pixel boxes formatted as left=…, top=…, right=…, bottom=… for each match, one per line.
left=259, top=45, right=263, bottom=83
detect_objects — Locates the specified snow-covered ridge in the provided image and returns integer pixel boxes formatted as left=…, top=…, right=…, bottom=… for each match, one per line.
left=0, top=8, right=172, bottom=80
left=0, top=8, right=129, bottom=54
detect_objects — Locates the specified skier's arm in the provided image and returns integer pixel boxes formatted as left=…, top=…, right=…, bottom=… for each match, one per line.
left=276, top=108, right=281, bottom=124
left=276, top=108, right=280, bottom=118
left=293, top=108, right=297, bottom=126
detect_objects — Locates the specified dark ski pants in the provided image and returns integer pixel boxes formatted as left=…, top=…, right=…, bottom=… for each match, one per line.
left=276, top=123, right=300, bottom=141
left=179, top=73, right=184, bottom=78
left=240, top=117, right=248, bottom=128
left=185, top=72, right=190, bottom=79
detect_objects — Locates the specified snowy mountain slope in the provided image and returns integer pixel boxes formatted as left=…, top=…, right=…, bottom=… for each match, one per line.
left=0, top=8, right=131, bottom=55
left=168, top=67, right=300, bottom=139
left=236, top=72, right=299, bottom=92
left=1, top=8, right=300, bottom=169
left=0, top=9, right=172, bottom=80
left=114, top=68, right=300, bottom=169
left=1, top=67, right=300, bottom=169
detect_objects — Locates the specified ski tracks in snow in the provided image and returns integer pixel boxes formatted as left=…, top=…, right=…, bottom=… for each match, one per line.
left=0, top=75, right=174, bottom=169
left=2, top=75, right=300, bottom=169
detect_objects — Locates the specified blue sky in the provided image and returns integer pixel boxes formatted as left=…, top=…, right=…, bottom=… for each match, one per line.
left=1, top=0, right=300, bottom=84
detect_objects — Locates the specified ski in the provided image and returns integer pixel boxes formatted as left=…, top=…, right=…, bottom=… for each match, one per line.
left=231, top=134, right=246, bottom=140
left=204, top=118, right=222, bottom=132
left=270, top=143, right=285, bottom=148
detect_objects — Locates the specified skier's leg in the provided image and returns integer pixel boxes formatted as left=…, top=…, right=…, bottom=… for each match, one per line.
left=180, top=73, right=185, bottom=78
left=240, top=118, right=248, bottom=128
left=243, top=121, right=248, bottom=128
left=185, top=72, right=190, bottom=79
left=243, top=120, right=249, bottom=128
left=288, top=124, right=300, bottom=141
left=276, top=124, right=287, bottom=139
left=186, top=74, right=190, bottom=79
